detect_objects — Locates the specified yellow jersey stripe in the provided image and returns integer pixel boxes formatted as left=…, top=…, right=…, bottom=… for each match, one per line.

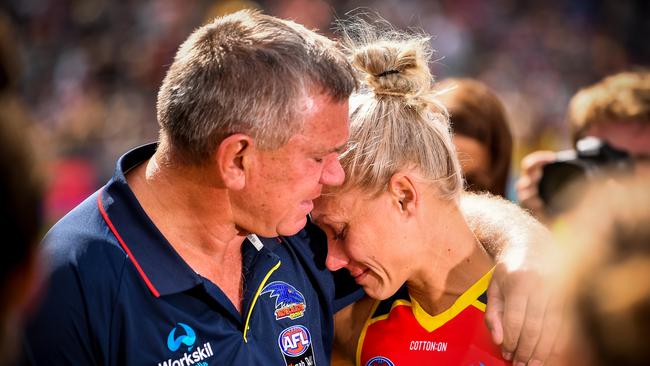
left=410, top=268, right=494, bottom=333
left=243, top=260, right=282, bottom=342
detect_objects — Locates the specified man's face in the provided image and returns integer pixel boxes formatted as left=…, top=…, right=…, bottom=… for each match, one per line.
left=232, top=93, right=349, bottom=237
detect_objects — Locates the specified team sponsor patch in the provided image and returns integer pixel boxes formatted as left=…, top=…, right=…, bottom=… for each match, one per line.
left=158, top=323, right=214, bottom=366
left=409, top=340, right=448, bottom=352
left=278, top=325, right=316, bottom=366
left=366, top=356, right=395, bottom=366
left=261, top=281, right=307, bottom=320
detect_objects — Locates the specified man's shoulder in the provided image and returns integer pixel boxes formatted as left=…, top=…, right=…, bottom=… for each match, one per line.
left=43, top=190, right=127, bottom=278
left=24, top=191, right=137, bottom=366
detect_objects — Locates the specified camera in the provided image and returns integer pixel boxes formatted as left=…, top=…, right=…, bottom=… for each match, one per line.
left=538, top=137, right=634, bottom=215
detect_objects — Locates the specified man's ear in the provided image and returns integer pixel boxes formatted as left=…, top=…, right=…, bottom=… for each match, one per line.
left=216, top=134, right=254, bottom=190
left=388, top=173, right=418, bottom=215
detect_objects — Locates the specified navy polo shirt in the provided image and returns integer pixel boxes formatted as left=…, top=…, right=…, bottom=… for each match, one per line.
left=22, top=143, right=363, bottom=366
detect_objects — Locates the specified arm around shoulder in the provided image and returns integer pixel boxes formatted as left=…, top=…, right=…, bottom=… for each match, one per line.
left=460, top=192, right=561, bottom=366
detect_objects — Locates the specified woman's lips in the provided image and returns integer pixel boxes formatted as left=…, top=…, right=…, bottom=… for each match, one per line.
left=352, top=268, right=369, bottom=284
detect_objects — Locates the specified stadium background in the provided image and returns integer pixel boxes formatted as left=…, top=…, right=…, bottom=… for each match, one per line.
left=1, top=0, right=648, bottom=223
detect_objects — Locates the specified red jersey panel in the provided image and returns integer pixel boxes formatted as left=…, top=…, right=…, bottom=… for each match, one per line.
left=358, top=269, right=509, bottom=366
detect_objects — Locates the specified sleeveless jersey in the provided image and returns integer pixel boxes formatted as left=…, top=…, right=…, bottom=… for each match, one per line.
left=357, top=269, right=509, bottom=366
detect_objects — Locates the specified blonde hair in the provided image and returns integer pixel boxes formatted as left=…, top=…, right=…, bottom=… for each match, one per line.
left=568, top=70, right=650, bottom=143
left=337, top=21, right=462, bottom=200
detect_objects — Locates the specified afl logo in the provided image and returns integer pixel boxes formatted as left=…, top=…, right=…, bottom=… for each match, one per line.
left=278, top=325, right=311, bottom=357
left=366, top=356, right=395, bottom=366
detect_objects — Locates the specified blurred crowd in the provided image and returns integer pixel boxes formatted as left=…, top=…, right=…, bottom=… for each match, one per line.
left=1, top=0, right=648, bottom=223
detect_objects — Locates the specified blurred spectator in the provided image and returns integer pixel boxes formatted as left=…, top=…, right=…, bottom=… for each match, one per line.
left=516, top=70, right=650, bottom=222
left=553, top=174, right=650, bottom=366
left=0, top=97, right=43, bottom=365
left=0, top=11, right=44, bottom=364
left=568, top=70, right=650, bottom=157
left=437, top=78, right=513, bottom=197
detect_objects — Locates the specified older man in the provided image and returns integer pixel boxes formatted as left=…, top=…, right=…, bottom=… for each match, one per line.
left=23, top=10, right=552, bottom=365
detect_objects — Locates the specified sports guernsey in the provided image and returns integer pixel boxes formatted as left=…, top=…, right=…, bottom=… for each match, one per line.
left=21, top=143, right=363, bottom=366
left=358, top=269, right=509, bottom=366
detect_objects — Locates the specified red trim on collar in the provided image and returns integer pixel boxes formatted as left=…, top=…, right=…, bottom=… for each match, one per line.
left=97, top=189, right=160, bottom=298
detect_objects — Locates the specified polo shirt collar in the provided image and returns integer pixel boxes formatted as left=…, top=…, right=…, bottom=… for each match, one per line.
left=98, top=143, right=202, bottom=297
left=98, top=143, right=284, bottom=299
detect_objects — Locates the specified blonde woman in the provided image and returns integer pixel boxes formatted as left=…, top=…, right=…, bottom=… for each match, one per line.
left=311, top=28, right=515, bottom=365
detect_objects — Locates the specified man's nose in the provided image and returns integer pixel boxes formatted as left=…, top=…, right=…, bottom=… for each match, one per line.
left=319, top=156, right=345, bottom=187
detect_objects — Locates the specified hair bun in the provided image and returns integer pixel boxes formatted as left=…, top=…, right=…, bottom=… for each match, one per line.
left=350, top=37, right=432, bottom=97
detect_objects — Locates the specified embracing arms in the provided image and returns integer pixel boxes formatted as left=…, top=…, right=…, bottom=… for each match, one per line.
left=461, top=192, right=560, bottom=365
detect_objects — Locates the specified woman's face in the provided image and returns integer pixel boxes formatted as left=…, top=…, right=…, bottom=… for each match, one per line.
left=311, top=189, right=420, bottom=300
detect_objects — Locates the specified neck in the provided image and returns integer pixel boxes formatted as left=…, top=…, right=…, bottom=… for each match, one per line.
left=407, top=200, right=493, bottom=316
left=127, top=149, right=246, bottom=311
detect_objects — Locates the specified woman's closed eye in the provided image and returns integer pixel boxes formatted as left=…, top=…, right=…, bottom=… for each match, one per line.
left=333, top=225, right=347, bottom=241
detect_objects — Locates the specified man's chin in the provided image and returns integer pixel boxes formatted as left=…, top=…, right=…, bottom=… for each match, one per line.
left=275, top=215, right=309, bottom=237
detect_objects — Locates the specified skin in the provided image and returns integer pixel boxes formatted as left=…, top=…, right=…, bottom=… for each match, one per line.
left=126, top=92, right=349, bottom=311
left=228, top=94, right=351, bottom=237
left=453, top=134, right=492, bottom=194
left=586, top=121, right=650, bottom=157
left=315, top=188, right=427, bottom=301
left=586, top=121, right=650, bottom=176
left=312, top=172, right=494, bottom=363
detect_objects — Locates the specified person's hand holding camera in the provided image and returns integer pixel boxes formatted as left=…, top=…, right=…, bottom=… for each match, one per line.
left=515, top=151, right=556, bottom=224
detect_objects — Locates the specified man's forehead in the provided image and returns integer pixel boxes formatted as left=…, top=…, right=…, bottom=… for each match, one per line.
left=302, top=93, right=349, bottom=123
left=298, top=97, right=349, bottom=146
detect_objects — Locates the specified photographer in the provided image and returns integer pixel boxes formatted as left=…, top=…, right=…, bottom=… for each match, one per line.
left=516, top=70, right=650, bottom=223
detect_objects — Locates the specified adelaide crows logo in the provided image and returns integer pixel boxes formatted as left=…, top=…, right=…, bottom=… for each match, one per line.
left=261, top=281, right=307, bottom=320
